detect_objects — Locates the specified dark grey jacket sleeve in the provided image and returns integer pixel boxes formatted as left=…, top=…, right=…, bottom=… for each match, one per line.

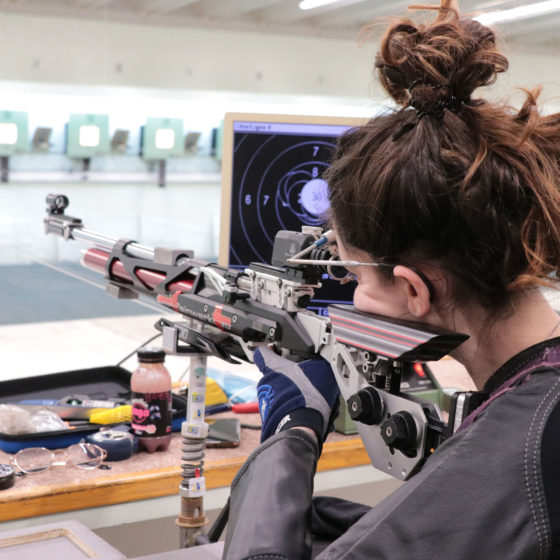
left=223, top=370, right=560, bottom=560
left=223, top=429, right=319, bottom=560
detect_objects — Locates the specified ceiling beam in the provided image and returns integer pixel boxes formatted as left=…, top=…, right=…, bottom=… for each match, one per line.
left=308, top=0, right=410, bottom=28
left=196, top=0, right=283, bottom=20
left=68, top=0, right=119, bottom=8
left=130, top=0, right=200, bottom=16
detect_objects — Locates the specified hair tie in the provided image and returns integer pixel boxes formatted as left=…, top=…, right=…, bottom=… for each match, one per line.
left=392, top=89, right=471, bottom=141
left=415, top=95, right=470, bottom=119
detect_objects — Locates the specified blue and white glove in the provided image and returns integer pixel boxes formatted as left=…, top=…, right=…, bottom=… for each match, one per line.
left=254, top=347, right=340, bottom=444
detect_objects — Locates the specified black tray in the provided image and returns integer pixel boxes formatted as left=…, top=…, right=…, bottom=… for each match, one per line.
left=0, top=365, right=187, bottom=452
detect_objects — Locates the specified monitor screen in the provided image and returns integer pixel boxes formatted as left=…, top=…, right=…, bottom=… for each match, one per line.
left=219, top=112, right=366, bottom=315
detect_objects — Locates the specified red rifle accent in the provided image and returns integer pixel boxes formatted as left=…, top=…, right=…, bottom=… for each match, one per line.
left=212, top=305, right=232, bottom=330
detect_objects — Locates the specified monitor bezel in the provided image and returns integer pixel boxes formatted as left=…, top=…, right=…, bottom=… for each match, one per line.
left=218, top=111, right=366, bottom=266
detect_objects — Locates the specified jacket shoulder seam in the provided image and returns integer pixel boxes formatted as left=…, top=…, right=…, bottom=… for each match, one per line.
left=524, top=376, right=560, bottom=560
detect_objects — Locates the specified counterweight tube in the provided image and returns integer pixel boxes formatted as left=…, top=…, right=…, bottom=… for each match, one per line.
left=82, top=247, right=195, bottom=293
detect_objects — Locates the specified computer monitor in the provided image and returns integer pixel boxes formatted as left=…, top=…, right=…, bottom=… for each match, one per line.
left=219, top=112, right=366, bottom=315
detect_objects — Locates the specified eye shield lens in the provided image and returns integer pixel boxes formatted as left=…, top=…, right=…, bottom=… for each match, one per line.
left=326, top=261, right=352, bottom=282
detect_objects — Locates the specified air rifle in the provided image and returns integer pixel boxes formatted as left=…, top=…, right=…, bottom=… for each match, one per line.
left=44, top=194, right=468, bottom=484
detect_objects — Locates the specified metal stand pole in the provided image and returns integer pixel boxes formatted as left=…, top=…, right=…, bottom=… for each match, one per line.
left=176, top=354, right=209, bottom=547
left=158, top=159, right=166, bottom=188
left=1, top=156, right=9, bottom=183
left=82, top=157, right=91, bottom=181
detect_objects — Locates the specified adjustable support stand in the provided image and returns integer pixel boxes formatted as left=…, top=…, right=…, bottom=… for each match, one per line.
left=160, top=321, right=210, bottom=547
left=176, top=354, right=209, bottom=547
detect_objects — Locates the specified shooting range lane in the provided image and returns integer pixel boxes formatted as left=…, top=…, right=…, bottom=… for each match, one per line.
left=0, top=261, right=159, bottom=326
left=1, top=314, right=182, bottom=380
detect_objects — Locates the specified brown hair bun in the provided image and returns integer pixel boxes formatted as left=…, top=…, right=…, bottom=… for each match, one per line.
left=375, top=2, right=508, bottom=116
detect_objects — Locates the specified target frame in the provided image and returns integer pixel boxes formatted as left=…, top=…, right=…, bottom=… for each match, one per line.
left=219, top=112, right=365, bottom=266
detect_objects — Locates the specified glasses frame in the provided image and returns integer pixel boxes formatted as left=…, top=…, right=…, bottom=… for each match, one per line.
left=287, top=256, right=435, bottom=301
left=285, top=229, right=435, bottom=300
left=11, top=442, right=107, bottom=475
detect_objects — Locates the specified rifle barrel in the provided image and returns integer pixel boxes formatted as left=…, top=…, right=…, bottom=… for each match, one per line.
left=72, top=227, right=155, bottom=260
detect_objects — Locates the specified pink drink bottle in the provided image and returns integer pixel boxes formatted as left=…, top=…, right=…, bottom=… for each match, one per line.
left=131, top=347, right=172, bottom=452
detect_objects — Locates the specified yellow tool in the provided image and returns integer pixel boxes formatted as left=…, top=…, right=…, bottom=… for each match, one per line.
left=89, top=404, right=132, bottom=425
left=204, top=377, right=229, bottom=406
left=172, top=377, right=229, bottom=407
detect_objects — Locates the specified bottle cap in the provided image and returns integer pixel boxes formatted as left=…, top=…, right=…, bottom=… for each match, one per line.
left=137, top=346, right=166, bottom=363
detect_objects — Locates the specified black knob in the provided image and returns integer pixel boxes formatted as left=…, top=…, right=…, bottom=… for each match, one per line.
left=380, top=411, right=417, bottom=452
left=347, top=387, right=384, bottom=425
left=295, top=295, right=311, bottom=308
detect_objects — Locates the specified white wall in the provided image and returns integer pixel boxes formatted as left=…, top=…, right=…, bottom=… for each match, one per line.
left=0, top=12, right=373, bottom=98
left=0, top=12, right=558, bottom=108
left=0, top=10, right=555, bottom=150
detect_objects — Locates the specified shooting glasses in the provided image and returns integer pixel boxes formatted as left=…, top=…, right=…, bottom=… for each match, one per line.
left=11, top=442, right=107, bottom=474
left=287, top=230, right=435, bottom=300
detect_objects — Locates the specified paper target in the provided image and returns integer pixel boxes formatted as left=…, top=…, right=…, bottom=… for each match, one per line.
left=230, top=134, right=336, bottom=265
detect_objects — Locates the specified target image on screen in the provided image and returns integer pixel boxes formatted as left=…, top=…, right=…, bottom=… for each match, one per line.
left=219, top=113, right=365, bottom=315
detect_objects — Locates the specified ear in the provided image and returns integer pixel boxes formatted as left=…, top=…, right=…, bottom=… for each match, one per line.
left=393, top=265, right=432, bottom=318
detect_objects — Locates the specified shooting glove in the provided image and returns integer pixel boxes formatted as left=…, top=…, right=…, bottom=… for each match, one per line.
left=254, top=347, right=340, bottom=445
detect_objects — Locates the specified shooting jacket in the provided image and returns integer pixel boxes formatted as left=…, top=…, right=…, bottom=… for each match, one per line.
left=223, top=337, right=560, bottom=560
